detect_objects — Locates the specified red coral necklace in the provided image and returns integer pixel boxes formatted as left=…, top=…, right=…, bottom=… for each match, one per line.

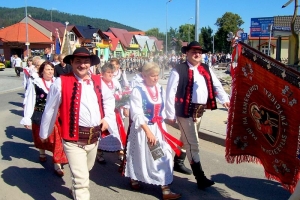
left=146, top=85, right=158, bottom=102
left=103, top=79, right=114, bottom=90
left=42, top=78, right=53, bottom=91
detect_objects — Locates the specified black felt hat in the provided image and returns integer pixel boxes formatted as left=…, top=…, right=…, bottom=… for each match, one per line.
left=63, top=47, right=100, bottom=66
left=181, top=41, right=208, bottom=54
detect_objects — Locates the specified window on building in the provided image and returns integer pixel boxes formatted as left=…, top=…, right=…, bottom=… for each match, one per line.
left=69, top=32, right=77, bottom=42
left=117, top=43, right=121, bottom=49
left=261, top=45, right=270, bottom=55
left=116, top=51, right=122, bottom=58
left=93, top=36, right=101, bottom=43
left=130, top=38, right=135, bottom=44
left=31, top=49, right=44, bottom=57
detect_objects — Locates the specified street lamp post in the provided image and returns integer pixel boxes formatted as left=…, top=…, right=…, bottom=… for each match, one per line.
left=212, top=34, right=215, bottom=54
left=268, top=24, right=273, bottom=56
left=25, top=0, right=29, bottom=57
left=51, top=8, right=56, bottom=27
left=195, top=0, right=200, bottom=41
left=50, top=8, right=56, bottom=53
left=188, top=17, right=193, bottom=44
left=165, top=0, right=172, bottom=56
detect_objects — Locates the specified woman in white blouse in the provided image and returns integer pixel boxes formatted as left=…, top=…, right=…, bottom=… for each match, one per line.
left=20, top=61, right=68, bottom=177
left=124, top=62, right=181, bottom=200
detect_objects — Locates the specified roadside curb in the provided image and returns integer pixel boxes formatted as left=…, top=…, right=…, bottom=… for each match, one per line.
left=199, top=129, right=226, bottom=147
left=165, top=121, right=226, bottom=147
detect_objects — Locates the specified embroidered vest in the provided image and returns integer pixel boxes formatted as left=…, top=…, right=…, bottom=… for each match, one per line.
left=174, top=62, right=217, bottom=118
left=136, top=86, right=164, bottom=123
left=34, top=84, right=47, bottom=112
left=59, top=73, right=105, bottom=141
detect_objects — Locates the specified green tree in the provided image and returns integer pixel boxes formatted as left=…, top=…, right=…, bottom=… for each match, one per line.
left=145, top=28, right=165, bottom=40
left=214, top=12, right=244, bottom=53
left=178, top=24, right=195, bottom=43
left=199, top=26, right=213, bottom=52
left=167, top=27, right=179, bottom=53
left=0, top=7, right=140, bottom=31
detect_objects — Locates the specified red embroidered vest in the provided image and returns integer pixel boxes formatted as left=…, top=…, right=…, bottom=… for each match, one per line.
left=59, top=73, right=104, bottom=141
left=174, top=62, right=217, bottom=118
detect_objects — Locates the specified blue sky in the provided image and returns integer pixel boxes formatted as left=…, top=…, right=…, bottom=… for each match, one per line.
left=2, top=0, right=297, bottom=34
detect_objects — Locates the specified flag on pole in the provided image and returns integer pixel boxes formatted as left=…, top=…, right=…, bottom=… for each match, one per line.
left=55, top=28, right=61, bottom=54
left=61, top=26, right=72, bottom=55
left=226, top=42, right=300, bottom=193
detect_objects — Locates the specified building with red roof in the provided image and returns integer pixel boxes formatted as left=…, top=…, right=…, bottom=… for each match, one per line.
left=107, top=27, right=140, bottom=57
left=0, top=22, right=53, bottom=60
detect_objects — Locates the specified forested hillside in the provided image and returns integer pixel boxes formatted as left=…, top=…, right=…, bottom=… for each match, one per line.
left=0, top=7, right=140, bottom=31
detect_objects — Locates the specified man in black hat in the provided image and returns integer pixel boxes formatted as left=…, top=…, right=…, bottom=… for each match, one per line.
left=165, top=41, right=230, bottom=190
left=39, top=47, right=116, bottom=199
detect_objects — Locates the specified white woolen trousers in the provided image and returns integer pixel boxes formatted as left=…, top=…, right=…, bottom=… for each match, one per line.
left=177, top=116, right=202, bottom=163
left=63, top=140, right=98, bottom=200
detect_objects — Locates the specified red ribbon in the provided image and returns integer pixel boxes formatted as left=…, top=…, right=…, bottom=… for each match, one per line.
left=151, top=116, right=183, bottom=156
left=83, top=79, right=91, bottom=85
left=115, top=109, right=127, bottom=146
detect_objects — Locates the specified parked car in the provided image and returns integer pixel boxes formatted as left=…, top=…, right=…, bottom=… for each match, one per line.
left=0, top=62, right=5, bottom=71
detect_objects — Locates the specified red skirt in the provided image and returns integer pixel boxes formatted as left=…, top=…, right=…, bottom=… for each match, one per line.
left=32, top=121, right=68, bottom=164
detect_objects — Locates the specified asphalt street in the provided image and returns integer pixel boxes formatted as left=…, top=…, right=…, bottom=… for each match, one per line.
left=0, top=68, right=291, bottom=200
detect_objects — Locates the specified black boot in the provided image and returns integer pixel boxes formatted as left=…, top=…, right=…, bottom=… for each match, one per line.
left=173, top=152, right=192, bottom=175
left=190, top=162, right=215, bottom=190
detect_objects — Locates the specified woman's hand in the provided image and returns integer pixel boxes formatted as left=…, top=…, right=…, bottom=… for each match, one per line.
left=123, top=108, right=129, bottom=117
left=146, top=131, right=156, bottom=146
left=24, top=125, right=31, bottom=129
left=40, top=137, right=48, bottom=143
left=223, top=102, right=230, bottom=109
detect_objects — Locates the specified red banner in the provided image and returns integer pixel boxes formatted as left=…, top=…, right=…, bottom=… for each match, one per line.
left=226, top=43, right=300, bottom=192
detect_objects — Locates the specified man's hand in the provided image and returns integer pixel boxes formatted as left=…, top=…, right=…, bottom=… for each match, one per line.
left=100, top=119, right=109, bottom=131
left=223, top=102, right=230, bottom=109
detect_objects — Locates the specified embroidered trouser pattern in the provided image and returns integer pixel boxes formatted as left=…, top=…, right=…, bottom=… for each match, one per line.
left=177, top=116, right=202, bottom=163
left=63, top=140, right=98, bottom=200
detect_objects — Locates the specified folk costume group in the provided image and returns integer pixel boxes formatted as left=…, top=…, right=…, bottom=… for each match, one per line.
left=20, top=41, right=231, bottom=200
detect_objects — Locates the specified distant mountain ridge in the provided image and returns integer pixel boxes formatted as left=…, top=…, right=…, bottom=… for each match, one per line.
left=0, top=6, right=140, bottom=31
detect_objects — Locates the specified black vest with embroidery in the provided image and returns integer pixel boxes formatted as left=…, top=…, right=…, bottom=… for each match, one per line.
left=174, top=62, right=217, bottom=118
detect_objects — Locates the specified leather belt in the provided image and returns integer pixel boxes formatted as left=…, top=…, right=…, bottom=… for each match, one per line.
left=66, top=125, right=102, bottom=145
left=191, top=103, right=206, bottom=119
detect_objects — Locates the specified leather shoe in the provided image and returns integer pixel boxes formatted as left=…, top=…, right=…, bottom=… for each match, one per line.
left=173, top=162, right=192, bottom=175
left=197, top=177, right=215, bottom=190
left=55, top=168, right=64, bottom=177
left=130, top=179, right=141, bottom=191
left=173, top=153, right=192, bottom=175
left=163, top=192, right=181, bottom=200
left=96, top=154, right=106, bottom=164
left=39, top=154, right=47, bottom=162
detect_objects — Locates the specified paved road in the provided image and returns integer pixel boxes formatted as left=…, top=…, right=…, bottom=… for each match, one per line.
left=0, top=68, right=292, bottom=199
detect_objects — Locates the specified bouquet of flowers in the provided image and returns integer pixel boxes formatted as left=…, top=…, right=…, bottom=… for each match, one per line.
left=114, top=86, right=132, bottom=109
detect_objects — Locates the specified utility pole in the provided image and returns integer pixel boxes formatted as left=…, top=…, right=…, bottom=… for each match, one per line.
left=25, top=0, right=29, bottom=57
left=195, top=0, right=199, bottom=41
left=188, top=17, right=193, bottom=44
left=165, top=0, right=172, bottom=56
